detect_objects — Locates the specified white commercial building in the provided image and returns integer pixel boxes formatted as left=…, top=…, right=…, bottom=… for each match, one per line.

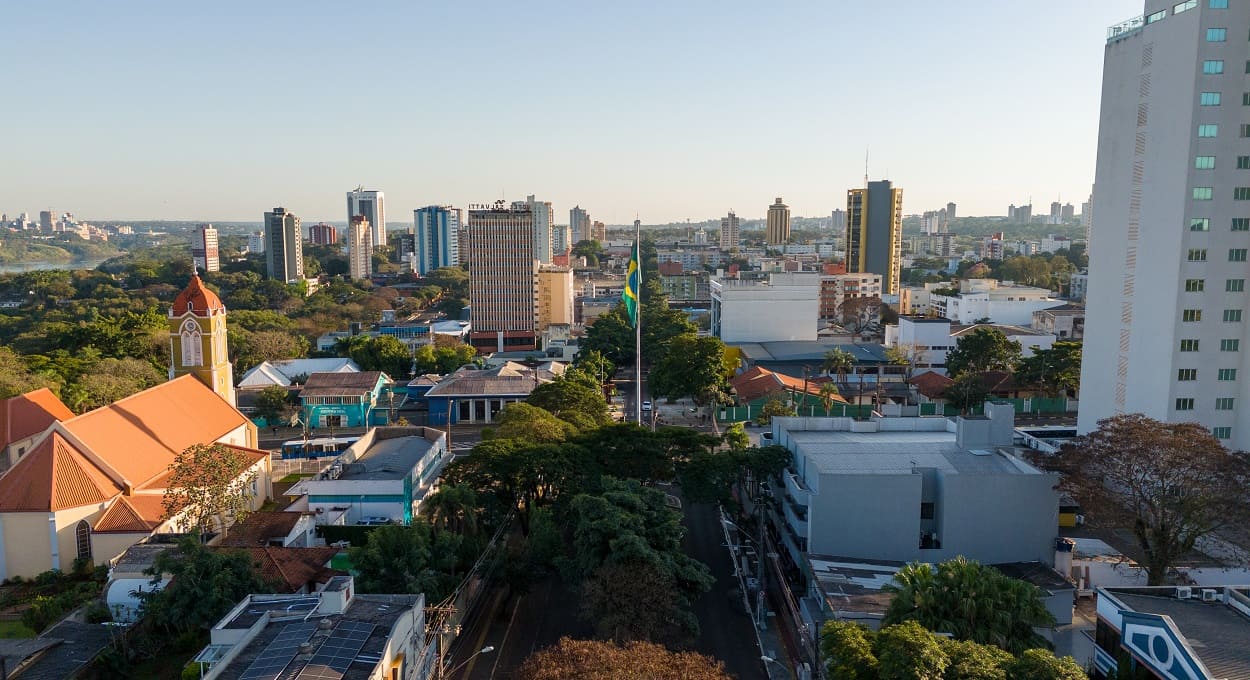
left=711, top=272, right=820, bottom=343
left=346, top=186, right=385, bottom=250
left=192, top=224, right=220, bottom=273
left=884, top=317, right=1056, bottom=374
left=930, top=279, right=1066, bottom=325
left=1083, top=2, right=1250, bottom=447
left=347, top=215, right=373, bottom=281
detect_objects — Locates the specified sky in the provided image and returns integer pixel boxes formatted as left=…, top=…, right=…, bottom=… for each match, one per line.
left=1, top=0, right=1144, bottom=225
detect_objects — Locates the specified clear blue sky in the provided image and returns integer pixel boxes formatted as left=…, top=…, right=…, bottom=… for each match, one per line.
left=2, top=0, right=1143, bottom=224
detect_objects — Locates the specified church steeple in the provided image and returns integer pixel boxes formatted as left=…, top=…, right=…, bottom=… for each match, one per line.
left=168, top=273, right=235, bottom=406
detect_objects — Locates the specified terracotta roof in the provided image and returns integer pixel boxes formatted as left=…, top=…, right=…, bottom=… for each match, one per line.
left=0, top=388, right=73, bottom=449
left=909, top=371, right=955, bottom=399
left=93, top=495, right=172, bottom=533
left=218, top=511, right=305, bottom=547
left=731, top=366, right=844, bottom=404
left=0, top=431, right=122, bottom=512
left=170, top=273, right=224, bottom=316
left=60, top=375, right=251, bottom=488
left=979, top=370, right=1017, bottom=393
left=216, top=546, right=342, bottom=593
left=299, top=371, right=388, bottom=397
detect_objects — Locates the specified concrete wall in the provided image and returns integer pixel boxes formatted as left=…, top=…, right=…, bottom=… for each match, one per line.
left=933, top=470, right=1058, bottom=565
left=807, top=473, right=922, bottom=560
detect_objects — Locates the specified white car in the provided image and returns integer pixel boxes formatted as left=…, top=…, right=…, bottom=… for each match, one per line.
left=641, top=401, right=653, bottom=412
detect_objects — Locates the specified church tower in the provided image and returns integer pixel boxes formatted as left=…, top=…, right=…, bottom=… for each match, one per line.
left=168, top=273, right=235, bottom=406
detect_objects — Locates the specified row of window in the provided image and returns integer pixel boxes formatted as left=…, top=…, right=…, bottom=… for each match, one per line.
left=1195, top=155, right=1250, bottom=168
left=1183, top=278, right=1245, bottom=291
left=1177, top=368, right=1238, bottom=380
left=1175, top=397, right=1235, bottom=410
left=1201, top=59, right=1250, bottom=75
left=1186, top=248, right=1248, bottom=261
left=1181, top=308, right=1241, bottom=321
left=1190, top=217, right=1250, bottom=231
left=1194, top=187, right=1250, bottom=201
left=1178, top=338, right=1240, bottom=351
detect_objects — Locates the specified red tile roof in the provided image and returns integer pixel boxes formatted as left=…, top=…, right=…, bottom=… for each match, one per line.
left=731, top=366, right=844, bottom=405
left=216, top=546, right=343, bottom=593
left=0, top=388, right=73, bottom=449
left=93, top=495, right=173, bottom=533
left=170, top=273, right=224, bottom=316
left=218, top=511, right=306, bottom=547
left=909, top=371, right=955, bottom=399
left=0, top=432, right=122, bottom=512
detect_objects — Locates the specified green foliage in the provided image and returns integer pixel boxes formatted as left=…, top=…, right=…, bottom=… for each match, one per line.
left=678, top=444, right=789, bottom=507
left=823, top=348, right=856, bottom=377
left=578, top=289, right=697, bottom=369
left=1003, top=649, right=1086, bottom=680
left=883, top=558, right=1055, bottom=654
left=60, top=357, right=164, bottom=413
left=411, top=343, right=479, bottom=375
left=348, top=522, right=461, bottom=600
left=573, top=350, right=615, bottom=384
left=527, top=368, right=612, bottom=430
left=876, top=620, right=949, bottom=680
left=443, top=438, right=579, bottom=534
left=231, top=329, right=309, bottom=373
left=336, top=334, right=411, bottom=379
left=487, top=402, right=580, bottom=443
left=571, top=239, right=605, bottom=265
left=946, top=374, right=991, bottom=414
left=821, top=621, right=880, bottom=680
left=582, top=561, right=699, bottom=644
left=945, top=328, right=1022, bottom=377
left=942, top=638, right=1013, bottom=680
left=139, top=539, right=273, bottom=635
left=0, top=346, right=54, bottom=398
left=755, top=397, right=796, bottom=425
left=723, top=422, right=749, bottom=450
left=164, top=443, right=260, bottom=537
left=255, top=385, right=296, bottom=423
left=1014, top=342, right=1081, bottom=397
left=648, top=335, right=729, bottom=402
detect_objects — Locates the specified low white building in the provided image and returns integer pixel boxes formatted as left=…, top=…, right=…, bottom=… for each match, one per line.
left=929, top=279, right=1066, bottom=325
left=711, top=272, right=820, bottom=343
left=885, top=316, right=1056, bottom=374
left=238, top=358, right=361, bottom=388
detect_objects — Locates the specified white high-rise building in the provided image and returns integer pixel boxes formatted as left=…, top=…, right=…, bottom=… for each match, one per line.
left=247, top=231, right=265, bottom=254
left=346, top=187, right=385, bottom=250
left=519, top=195, right=554, bottom=263
left=1082, top=1, right=1250, bottom=448
left=191, top=224, right=220, bottom=273
left=348, top=215, right=373, bottom=281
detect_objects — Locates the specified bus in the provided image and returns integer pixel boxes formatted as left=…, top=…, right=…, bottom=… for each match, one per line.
left=280, top=436, right=360, bottom=460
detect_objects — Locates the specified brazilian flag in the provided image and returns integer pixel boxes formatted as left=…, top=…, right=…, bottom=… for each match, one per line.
left=622, top=241, right=640, bottom=328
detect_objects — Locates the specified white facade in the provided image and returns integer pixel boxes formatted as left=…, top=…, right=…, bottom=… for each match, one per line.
left=347, top=216, right=373, bottom=281
left=711, top=272, right=819, bottom=343
left=519, top=195, right=554, bottom=263
left=192, top=225, right=220, bottom=273
left=930, top=279, right=1065, bottom=325
left=885, top=317, right=1057, bottom=374
left=1082, top=2, right=1250, bottom=448
left=720, top=211, right=739, bottom=250
left=569, top=206, right=590, bottom=244
left=346, top=187, right=385, bottom=250
left=246, top=231, right=264, bottom=254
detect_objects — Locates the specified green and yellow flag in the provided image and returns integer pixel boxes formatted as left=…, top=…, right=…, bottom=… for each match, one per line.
left=622, top=240, right=640, bottom=328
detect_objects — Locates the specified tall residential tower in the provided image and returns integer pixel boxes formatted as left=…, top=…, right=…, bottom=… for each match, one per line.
left=263, top=207, right=304, bottom=283
left=765, top=197, right=791, bottom=245
left=414, top=205, right=461, bottom=275
left=845, top=180, right=903, bottom=295
left=346, top=187, right=385, bottom=250
left=191, top=224, right=220, bottom=273
left=347, top=215, right=373, bottom=281
left=720, top=211, right=739, bottom=250
left=466, top=200, right=538, bottom=352
left=569, top=206, right=591, bottom=244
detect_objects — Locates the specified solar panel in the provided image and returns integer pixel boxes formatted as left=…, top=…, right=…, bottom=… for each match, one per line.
left=238, top=621, right=318, bottom=680
left=296, top=621, right=376, bottom=679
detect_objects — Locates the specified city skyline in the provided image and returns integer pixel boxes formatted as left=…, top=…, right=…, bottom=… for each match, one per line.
left=3, top=1, right=1139, bottom=223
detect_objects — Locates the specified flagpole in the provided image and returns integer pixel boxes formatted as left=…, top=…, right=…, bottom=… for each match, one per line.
left=635, top=221, right=643, bottom=426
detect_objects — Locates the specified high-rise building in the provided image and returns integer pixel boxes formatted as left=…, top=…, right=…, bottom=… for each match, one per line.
left=719, top=211, right=740, bottom=250
left=765, top=197, right=791, bottom=245
left=1049, top=201, right=1063, bottom=225
left=38, top=210, right=53, bottom=231
left=308, top=222, right=338, bottom=245
left=346, top=187, right=385, bottom=250
left=551, top=224, right=572, bottom=256
left=413, top=205, right=461, bottom=275
left=846, top=180, right=904, bottom=295
left=570, top=206, right=591, bottom=244
left=466, top=200, right=538, bottom=352
left=1082, top=2, right=1250, bottom=448
left=536, top=264, right=574, bottom=332
left=1061, top=203, right=1075, bottom=222
left=946, top=202, right=957, bottom=221
left=520, top=195, right=554, bottom=263
left=348, top=215, right=373, bottom=281
left=591, top=220, right=606, bottom=242
left=830, top=209, right=847, bottom=232
left=247, top=231, right=265, bottom=254
left=263, top=207, right=303, bottom=283
left=1081, top=186, right=1094, bottom=241
left=191, top=224, right=220, bottom=273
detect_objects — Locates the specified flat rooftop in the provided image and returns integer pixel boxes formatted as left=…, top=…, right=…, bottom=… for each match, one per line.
left=786, top=430, right=1042, bottom=476
left=1107, top=588, right=1250, bottom=680
left=342, top=436, right=436, bottom=481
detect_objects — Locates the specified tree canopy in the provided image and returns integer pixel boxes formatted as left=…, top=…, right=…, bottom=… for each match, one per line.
left=648, top=335, right=729, bottom=402
left=1014, top=342, right=1081, bottom=397
left=139, top=539, right=273, bottom=636
left=516, top=637, right=732, bottom=680
left=348, top=522, right=461, bottom=600
left=944, top=328, right=1021, bottom=377
left=163, top=443, right=260, bottom=538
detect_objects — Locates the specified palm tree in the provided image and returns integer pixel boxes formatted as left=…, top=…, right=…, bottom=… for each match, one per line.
left=423, top=483, right=479, bottom=537
left=822, top=348, right=855, bottom=382
left=818, top=382, right=841, bottom=416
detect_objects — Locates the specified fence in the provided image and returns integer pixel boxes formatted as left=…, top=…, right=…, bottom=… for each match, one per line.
left=720, top=396, right=1076, bottom=423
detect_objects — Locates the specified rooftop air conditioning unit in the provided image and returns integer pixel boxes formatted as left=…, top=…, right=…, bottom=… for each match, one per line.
left=1176, top=586, right=1192, bottom=599
left=1201, top=588, right=1219, bottom=602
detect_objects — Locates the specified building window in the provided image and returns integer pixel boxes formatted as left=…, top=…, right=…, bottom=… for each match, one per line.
left=179, top=319, right=202, bottom=367
left=1213, top=426, right=1232, bottom=439
left=1245, top=92, right=1250, bottom=106
left=75, top=521, right=92, bottom=561
left=1218, top=368, right=1238, bottom=380
left=1209, top=28, right=1228, bottom=41
left=1234, top=218, right=1250, bottom=230
left=1180, top=339, right=1200, bottom=351
left=1221, top=338, right=1240, bottom=351
left=1231, top=248, right=1248, bottom=261
left=1210, top=0, right=1228, bottom=7
left=1185, top=279, right=1206, bottom=292
left=1196, top=156, right=1216, bottom=169
left=1227, top=278, right=1245, bottom=292
left=1176, top=398, right=1195, bottom=410
left=1184, top=309, right=1203, bottom=322
left=1200, top=92, right=1222, bottom=106
left=1203, top=60, right=1225, bottom=74
left=1178, top=369, right=1198, bottom=381
left=1191, top=218, right=1211, bottom=231
left=1216, top=397, right=1235, bottom=410
left=1188, top=249, right=1208, bottom=261
left=1193, top=188, right=1214, bottom=200
left=1224, top=309, right=1242, bottom=322
left=1198, top=124, right=1219, bottom=137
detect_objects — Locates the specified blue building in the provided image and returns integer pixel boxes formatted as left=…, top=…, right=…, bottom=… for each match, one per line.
left=413, top=205, right=461, bottom=275
left=299, top=371, right=393, bottom=428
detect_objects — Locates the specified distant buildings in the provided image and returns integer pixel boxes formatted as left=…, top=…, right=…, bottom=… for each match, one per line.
left=846, top=179, right=904, bottom=295
left=522, top=194, right=555, bottom=263
left=413, top=205, right=461, bottom=275
left=820, top=273, right=883, bottom=321
left=946, top=201, right=957, bottom=220
left=466, top=200, right=538, bottom=352
left=247, top=231, right=265, bottom=254
left=38, top=210, right=53, bottom=231
left=591, top=220, right=607, bottom=242
left=720, top=211, right=740, bottom=250
left=1007, top=203, right=1033, bottom=222
left=191, top=224, right=220, bottom=273
left=929, top=279, right=1066, bottom=325
left=308, top=222, right=338, bottom=245
left=347, top=215, right=373, bottom=281
left=711, top=273, right=820, bottom=343
left=346, top=186, right=385, bottom=250
left=551, top=223, right=572, bottom=256
left=765, top=197, right=791, bottom=245
left=570, top=206, right=591, bottom=244
left=830, top=209, right=846, bottom=232
left=264, top=207, right=304, bottom=283
left=536, top=264, right=574, bottom=332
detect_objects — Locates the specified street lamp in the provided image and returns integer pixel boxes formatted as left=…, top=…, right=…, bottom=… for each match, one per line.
left=441, top=645, right=495, bottom=679
left=761, top=655, right=795, bottom=680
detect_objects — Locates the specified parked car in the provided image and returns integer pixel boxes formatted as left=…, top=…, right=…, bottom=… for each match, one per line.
left=641, top=401, right=653, bottom=412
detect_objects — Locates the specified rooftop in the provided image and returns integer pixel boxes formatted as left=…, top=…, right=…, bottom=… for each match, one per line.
left=0, top=621, right=114, bottom=680
left=1103, top=587, right=1250, bottom=680
left=238, top=358, right=361, bottom=388
left=424, top=361, right=565, bottom=398
left=733, top=341, right=890, bottom=364
left=338, top=435, right=436, bottom=481
left=300, top=371, right=389, bottom=397
left=951, top=323, right=1051, bottom=337
left=219, top=511, right=308, bottom=547
left=0, top=388, right=73, bottom=448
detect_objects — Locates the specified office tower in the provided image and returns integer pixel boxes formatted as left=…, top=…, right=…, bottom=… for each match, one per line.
left=346, top=187, right=385, bottom=250
left=1061, top=203, right=1076, bottom=222
left=846, top=179, right=904, bottom=295
left=719, top=211, right=740, bottom=250
left=413, top=205, right=461, bottom=275
left=946, top=202, right=957, bottom=220
left=348, top=215, right=373, bottom=281
left=247, top=231, right=265, bottom=254
left=552, top=224, right=572, bottom=256
left=765, top=197, right=791, bottom=245
left=191, top=224, right=220, bottom=273
left=308, top=222, right=338, bottom=245
left=830, top=209, right=847, bottom=232
left=1082, top=1, right=1250, bottom=448
left=466, top=200, right=538, bottom=352
left=591, top=220, right=606, bottom=242
left=263, top=207, right=304, bottom=283
left=1049, top=201, right=1063, bottom=225
left=520, top=195, right=554, bottom=263
left=570, top=206, right=591, bottom=244
left=536, top=264, right=574, bottom=332
left=1081, top=186, right=1094, bottom=241
left=38, top=210, right=53, bottom=231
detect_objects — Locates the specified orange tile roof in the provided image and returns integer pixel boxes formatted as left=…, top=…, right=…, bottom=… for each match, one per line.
left=0, top=432, right=122, bottom=512
left=216, top=546, right=342, bottom=593
left=218, top=511, right=305, bottom=547
left=0, top=388, right=73, bottom=449
left=93, top=495, right=173, bottom=533
left=62, top=375, right=251, bottom=488
left=732, top=366, right=845, bottom=405
left=171, top=273, right=224, bottom=316
left=909, top=371, right=955, bottom=399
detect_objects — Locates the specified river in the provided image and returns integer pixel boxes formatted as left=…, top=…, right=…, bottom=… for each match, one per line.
left=0, top=258, right=112, bottom=274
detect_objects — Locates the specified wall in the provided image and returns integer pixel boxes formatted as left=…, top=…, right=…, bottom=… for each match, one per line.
left=0, top=513, right=54, bottom=578
left=806, top=473, right=922, bottom=561
left=932, top=469, right=1058, bottom=565
left=713, top=276, right=820, bottom=343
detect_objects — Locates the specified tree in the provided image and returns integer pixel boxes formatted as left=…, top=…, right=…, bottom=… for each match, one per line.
left=755, top=397, right=796, bottom=425
left=1047, top=414, right=1250, bottom=585
left=348, top=522, right=460, bottom=600
left=254, top=385, right=295, bottom=423
left=819, top=382, right=842, bottom=416
left=885, top=344, right=917, bottom=381
left=841, top=296, right=884, bottom=336
left=233, top=329, right=308, bottom=371
left=942, top=639, right=1013, bottom=680
left=571, top=239, right=606, bottom=265
left=528, top=369, right=611, bottom=430
left=163, top=443, right=260, bottom=539
left=581, top=561, right=697, bottom=643
left=423, top=483, right=479, bottom=537
left=139, top=538, right=273, bottom=636
left=648, top=335, right=728, bottom=402
left=516, top=637, right=731, bottom=680
left=487, top=402, right=579, bottom=443
left=1004, top=650, right=1086, bottom=680
left=823, top=347, right=856, bottom=380
left=443, top=439, right=579, bottom=534
left=0, top=346, right=54, bottom=398
left=945, top=373, right=990, bottom=414
left=1014, top=342, right=1081, bottom=397
left=821, top=620, right=880, bottom=680
left=573, top=349, right=615, bottom=386
left=62, top=357, right=164, bottom=413
left=944, top=328, right=1021, bottom=377
left=883, top=558, right=1055, bottom=654
left=876, top=620, right=949, bottom=680
left=337, top=335, right=410, bottom=378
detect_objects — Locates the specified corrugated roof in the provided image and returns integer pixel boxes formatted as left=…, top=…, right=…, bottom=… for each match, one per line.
left=732, top=366, right=844, bottom=404
left=93, top=495, right=170, bottom=533
left=0, top=388, right=73, bottom=448
left=0, top=431, right=122, bottom=512
left=238, top=358, right=361, bottom=388
left=1112, top=591, right=1250, bottom=680
left=299, top=371, right=388, bottom=396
